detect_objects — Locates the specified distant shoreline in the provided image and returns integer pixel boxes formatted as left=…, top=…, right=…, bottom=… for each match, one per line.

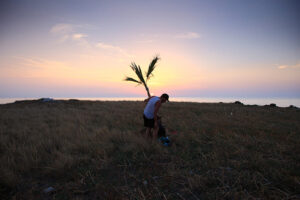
left=1, top=97, right=300, bottom=108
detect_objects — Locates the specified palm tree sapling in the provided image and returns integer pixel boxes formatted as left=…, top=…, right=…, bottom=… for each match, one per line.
left=124, top=56, right=160, bottom=97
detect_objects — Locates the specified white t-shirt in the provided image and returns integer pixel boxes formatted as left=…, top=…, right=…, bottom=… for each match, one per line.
left=143, top=96, right=160, bottom=119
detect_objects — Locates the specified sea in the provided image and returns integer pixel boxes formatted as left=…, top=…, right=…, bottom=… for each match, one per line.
left=0, top=97, right=300, bottom=108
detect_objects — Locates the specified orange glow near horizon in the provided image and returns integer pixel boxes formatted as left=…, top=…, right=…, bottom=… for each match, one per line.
left=1, top=33, right=299, bottom=98
left=2, top=53, right=299, bottom=97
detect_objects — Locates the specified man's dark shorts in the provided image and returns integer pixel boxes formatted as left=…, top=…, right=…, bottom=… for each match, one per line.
left=143, top=114, right=154, bottom=128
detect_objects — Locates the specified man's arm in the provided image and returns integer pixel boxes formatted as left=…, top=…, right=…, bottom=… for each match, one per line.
left=153, top=101, right=161, bottom=122
left=153, top=101, right=161, bottom=138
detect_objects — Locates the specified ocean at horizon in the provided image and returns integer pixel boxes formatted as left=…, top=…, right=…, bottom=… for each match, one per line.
left=0, top=97, right=300, bottom=108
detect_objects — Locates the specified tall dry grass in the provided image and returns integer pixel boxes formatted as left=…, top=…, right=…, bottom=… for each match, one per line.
left=0, top=100, right=299, bottom=199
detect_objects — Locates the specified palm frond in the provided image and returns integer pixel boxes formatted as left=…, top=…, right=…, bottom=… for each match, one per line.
left=130, top=62, right=146, bottom=84
left=137, top=65, right=146, bottom=84
left=146, top=56, right=160, bottom=80
left=124, top=77, right=141, bottom=84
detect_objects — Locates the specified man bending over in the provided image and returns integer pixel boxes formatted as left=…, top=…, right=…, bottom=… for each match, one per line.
left=143, top=93, right=169, bottom=138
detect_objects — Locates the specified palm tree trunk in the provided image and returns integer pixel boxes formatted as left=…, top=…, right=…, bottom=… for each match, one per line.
left=144, top=83, right=151, bottom=97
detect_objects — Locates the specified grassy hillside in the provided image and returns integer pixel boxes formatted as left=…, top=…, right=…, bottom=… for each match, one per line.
left=0, top=100, right=299, bottom=199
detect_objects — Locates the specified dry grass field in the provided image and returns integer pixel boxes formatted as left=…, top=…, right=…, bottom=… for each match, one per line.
left=0, top=100, right=299, bottom=199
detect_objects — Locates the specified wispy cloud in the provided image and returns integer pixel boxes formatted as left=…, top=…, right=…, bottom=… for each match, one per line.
left=278, top=65, right=288, bottom=69
left=174, top=32, right=201, bottom=39
left=136, top=39, right=154, bottom=43
left=50, top=23, right=132, bottom=57
left=50, top=23, right=74, bottom=42
left=277, top=62, right=300, bottom=70
left=72, top=33, right=87, bottom=40
left=96, top=42, right=132, bottom=57
left=17, top=57, right=70, bottom=70
left=96, top=43, right=122, bottom=51
left=50, top=23, right=74, bottom=34
left=50, top=23, right=88, bottom=44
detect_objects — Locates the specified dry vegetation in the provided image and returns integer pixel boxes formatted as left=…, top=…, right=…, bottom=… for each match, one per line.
left=0, top=100, right=299, bottom=199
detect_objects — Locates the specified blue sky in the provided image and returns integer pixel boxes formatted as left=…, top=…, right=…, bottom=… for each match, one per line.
left=0, top=0, right=299, bottom=98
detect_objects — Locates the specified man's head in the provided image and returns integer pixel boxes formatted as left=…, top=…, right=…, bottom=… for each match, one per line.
left=160, top=93, right=169, bottom=103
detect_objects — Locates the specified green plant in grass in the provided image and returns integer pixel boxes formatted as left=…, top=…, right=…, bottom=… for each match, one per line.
left=124, top=56, right=160, bottom=97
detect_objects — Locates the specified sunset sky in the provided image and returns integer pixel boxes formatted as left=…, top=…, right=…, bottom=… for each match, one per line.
left=0, top=0, right=299, bottom=98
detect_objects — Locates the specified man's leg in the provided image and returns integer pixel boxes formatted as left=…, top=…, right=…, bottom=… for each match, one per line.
left=153, top=124, right=159, bottom=139
left=146, top=127, right=152, bottom=138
